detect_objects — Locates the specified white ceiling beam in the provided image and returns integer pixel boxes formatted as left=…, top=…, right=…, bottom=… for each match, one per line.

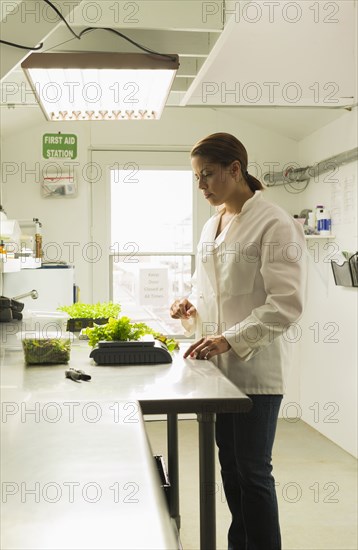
left=42, top=28, right=219, bottom=57
left=0, top=0, right=84, bottom=81
left=70, top=0, right=224, bottom=32
left=171, top=78, right=194, bottom=92
left=177, top=58, right=205, bottom=77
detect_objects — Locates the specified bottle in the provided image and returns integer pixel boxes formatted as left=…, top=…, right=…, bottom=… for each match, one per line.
left=0, top=240, right=7, bottom=260
left=34, top=218, right=42, bottom=259
left=317, top=208, right=331, bottom=235
left=307, top=212, right=315, bottom=229
left=315, top=205, right=324, bottom=231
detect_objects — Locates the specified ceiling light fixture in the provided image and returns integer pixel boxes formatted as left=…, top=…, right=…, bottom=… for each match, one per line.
left=21, top=52, right=179, bottom=121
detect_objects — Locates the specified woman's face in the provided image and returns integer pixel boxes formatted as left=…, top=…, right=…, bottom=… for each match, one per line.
left=191, top=156, right=239, bottom=207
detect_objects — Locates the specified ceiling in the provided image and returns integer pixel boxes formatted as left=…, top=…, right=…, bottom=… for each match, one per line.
left=0, top=0, right=357, bottom=140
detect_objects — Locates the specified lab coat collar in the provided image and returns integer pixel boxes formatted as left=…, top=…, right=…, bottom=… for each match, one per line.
left=215, top=190, right=262, bottom=220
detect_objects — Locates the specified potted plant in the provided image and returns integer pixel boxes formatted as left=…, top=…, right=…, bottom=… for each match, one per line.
left=57, top=302, right=121, bottom=332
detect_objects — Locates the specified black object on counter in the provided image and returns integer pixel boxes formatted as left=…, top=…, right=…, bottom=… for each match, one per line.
left=67, top=317, right=108, bottom=332
left=89, top=340, right=173, bottom=366
left=65, top=368, right=92, bottom=382
left=0, top=296, right=24, bottom=322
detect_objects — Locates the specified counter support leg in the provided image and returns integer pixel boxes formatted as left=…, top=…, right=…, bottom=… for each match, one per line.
left=197, top=412, right=216, bottom=550
left=167, top=413, right=180, bottom=530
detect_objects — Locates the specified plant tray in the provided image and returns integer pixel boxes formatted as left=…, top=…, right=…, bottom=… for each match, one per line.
left=66, top=317, right=108, bottom=332
left=89, top=340, right=173, bottom=365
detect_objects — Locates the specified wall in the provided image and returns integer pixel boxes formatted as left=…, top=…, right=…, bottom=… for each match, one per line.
left=297, top=108, right=357, bottom=457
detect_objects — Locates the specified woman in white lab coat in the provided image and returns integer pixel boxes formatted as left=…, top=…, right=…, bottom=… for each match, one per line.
left=170, top=133, right=307, bottom=550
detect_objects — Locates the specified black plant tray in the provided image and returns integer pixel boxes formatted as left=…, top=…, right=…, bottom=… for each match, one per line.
left=66, top=317, right=108, bottom=332
left=89, top=340, right=173, bottom=365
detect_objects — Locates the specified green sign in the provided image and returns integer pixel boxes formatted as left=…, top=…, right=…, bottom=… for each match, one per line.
left=43, top=134, right=77, bottom=160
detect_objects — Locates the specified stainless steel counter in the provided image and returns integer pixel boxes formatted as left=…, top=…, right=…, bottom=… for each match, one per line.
left=1, top=342, right=252, bottom=549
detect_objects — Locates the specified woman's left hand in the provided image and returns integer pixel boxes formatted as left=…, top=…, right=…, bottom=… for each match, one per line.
left=183, top=336, right=231, bottom=360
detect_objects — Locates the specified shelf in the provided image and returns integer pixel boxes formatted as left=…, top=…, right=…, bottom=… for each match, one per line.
left=0, top=258, right=21, bottom=273
left=305, top=235, right=336, bottom=240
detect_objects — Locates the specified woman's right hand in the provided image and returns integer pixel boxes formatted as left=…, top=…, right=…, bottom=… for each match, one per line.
left=170, top=299, right=197, bottom=319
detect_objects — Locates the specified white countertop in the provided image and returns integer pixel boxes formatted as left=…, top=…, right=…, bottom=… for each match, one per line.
left=0, top=341, right=251, bottom=550
left=0, top=342, right=251, bottom=414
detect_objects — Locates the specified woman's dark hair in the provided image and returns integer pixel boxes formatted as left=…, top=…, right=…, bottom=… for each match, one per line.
left=190, top=132, right=264, bottom=192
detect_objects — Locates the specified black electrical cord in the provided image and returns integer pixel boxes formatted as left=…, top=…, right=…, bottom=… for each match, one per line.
left=77, top=27, right=177, bottom=61
left=0, top=39, right=43, bottom=51
left=0, top=0, right=177, bottom=62
left=43, top=0, right=81, bottom=39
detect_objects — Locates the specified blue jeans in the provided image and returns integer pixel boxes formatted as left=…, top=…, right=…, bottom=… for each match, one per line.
left=215, top=395, right=283, bottom=550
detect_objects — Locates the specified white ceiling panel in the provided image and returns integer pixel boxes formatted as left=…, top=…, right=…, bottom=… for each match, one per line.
left=70, top=0, right=224, bottom=32
left=183, top=0, right=357, bottom=107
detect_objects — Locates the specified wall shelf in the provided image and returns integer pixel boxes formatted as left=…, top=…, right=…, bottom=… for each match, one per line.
left=0, top=259, right=21, bottom=273
left=305, top=235, right=336, bottom=240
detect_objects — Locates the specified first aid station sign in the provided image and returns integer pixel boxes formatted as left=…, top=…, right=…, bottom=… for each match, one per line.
left=43, top=134, right=77, bottom=159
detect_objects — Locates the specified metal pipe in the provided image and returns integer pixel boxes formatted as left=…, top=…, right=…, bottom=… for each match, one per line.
left=12, top=290, right=38, bottom=300
left=263, top=147, right=358, bottom=186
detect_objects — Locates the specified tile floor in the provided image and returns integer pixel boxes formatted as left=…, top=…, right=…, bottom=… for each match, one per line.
left=145, top=418, right=357, bottom=550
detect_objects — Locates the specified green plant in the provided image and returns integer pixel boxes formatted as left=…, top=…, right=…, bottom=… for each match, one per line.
left=22, top=338, right=71, bottom=364
left=84, top=317, right=179, bottom=353
left=57, top=302, right=121, bottom=319
left=84, top=317, right=150, bottom=347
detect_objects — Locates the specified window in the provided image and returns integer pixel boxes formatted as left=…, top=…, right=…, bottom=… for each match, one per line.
left=91, top=149, right=210, bottom=337
left=110, top=168, right=194, bottom=334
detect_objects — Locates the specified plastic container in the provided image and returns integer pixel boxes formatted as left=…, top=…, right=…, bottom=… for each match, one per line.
left=315, top=205, right=324, bottom=229
left=331, top=252, right=358, bottom=287
left=22, top=310, right=69, bottom=337
left=316, top=207, right=331, bottom=235
left=18, top=331, right=74, bottom=365
left=307, top=212, right=315, bottom=229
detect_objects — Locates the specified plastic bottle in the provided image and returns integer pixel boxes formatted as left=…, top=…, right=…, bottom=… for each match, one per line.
left=307, top=212, right=315, bottom=229
left=317, top=208, right=331, bottom=235
left=315, top=205, right=324, bottom=230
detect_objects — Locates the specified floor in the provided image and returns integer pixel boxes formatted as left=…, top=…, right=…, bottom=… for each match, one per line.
left=144, top=418, right=357, bottom=550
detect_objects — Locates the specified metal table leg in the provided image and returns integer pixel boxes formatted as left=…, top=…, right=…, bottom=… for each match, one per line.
left=197, top=412, right=216, bottom=550
left=167, top=413, right=181, bottom=530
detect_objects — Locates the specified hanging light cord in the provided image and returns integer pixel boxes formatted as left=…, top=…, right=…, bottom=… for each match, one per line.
left=0, top=0, right=177, bottom=61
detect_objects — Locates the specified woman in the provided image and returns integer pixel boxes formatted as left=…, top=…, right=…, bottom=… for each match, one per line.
left=170, top=132, right=307, bottom=550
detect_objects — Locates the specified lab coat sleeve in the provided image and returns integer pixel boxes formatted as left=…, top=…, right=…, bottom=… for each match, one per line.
left=222, top=219, right=308, bottom=361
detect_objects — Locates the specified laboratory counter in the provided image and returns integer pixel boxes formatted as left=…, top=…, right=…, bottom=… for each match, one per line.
left=0, top=342, right=252, bottom=550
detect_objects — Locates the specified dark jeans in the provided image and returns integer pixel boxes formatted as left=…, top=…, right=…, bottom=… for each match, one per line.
left=215, top=394, right=283, bottom=550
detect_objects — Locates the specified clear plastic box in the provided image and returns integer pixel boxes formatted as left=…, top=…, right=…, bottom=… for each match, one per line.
left=21, top=310, right=69, bottom=336
left=18, top=331, right=74, bottom=365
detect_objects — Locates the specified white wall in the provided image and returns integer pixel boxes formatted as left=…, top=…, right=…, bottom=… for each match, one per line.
left=297, top=108, right=358, bottom=457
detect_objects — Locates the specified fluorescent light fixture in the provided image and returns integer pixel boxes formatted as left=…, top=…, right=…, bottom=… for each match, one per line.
left=21, top=52, right=179, bottom=121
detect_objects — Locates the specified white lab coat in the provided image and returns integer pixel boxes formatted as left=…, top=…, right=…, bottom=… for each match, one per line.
left=183, top=191, right=307, bottom=394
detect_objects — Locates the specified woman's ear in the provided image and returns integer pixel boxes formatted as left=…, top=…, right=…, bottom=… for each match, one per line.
left=230, top=160, right=241, bottom=178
